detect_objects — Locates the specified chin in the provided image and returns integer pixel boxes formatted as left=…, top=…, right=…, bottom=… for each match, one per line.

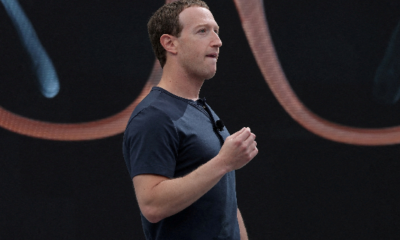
left=204, top=67, right=217, bottom=80
left=205, top=71, right=217, bottom=80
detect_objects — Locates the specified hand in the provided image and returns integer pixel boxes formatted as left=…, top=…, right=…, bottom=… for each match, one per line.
left=218, top=127, right=258, bottom=171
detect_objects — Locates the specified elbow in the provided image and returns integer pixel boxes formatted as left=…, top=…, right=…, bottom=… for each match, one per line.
left=141, top=205, right=165, bottom=224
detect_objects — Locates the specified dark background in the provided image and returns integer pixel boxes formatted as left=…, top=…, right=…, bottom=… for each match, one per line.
left=1, top=0, right=400, bottom=239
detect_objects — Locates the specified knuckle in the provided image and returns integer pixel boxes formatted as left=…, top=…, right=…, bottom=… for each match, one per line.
left=254, top=148, right=259, bottom=155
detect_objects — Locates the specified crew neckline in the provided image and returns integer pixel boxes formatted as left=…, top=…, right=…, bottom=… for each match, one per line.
left=152, top=86, right=201, bottom=102
left=152, top=86, right=209, bottom=117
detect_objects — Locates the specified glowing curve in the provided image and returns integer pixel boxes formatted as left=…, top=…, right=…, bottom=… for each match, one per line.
left=0, top=0, right=179, bottom=141
left=234, top=0, right=400, bottom=146
left=1, top=0, right=60, bottom=98
left=0, top=61, right=162, bottom=141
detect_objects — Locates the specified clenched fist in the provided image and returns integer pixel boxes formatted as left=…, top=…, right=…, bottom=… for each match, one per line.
left=218, top=127, right=258, bottom=172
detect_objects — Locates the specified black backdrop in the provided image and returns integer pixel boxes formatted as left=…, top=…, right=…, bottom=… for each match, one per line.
left=1, top=0, right=400, bottom=239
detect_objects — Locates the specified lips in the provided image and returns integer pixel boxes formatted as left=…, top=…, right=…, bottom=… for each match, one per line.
left=206, top=53, right=218, bottom=59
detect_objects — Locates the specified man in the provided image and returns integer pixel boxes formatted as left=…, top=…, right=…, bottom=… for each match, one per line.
left=122, top=1, right=258, bottom=239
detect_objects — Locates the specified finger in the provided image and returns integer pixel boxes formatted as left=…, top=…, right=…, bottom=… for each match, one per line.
left=230, top=127, right=247, bottom=139
left=250, top=146, right=259, bottom=159
left=243, top=133, right=256, bottom=147
left=246, top=140, right=257, bottom=157
left=250, top=139, right=257, bottom=147
left=235, top=127, right=252, bottom=142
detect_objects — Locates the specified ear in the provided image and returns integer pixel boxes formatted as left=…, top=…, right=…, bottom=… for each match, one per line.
left=160, top=34, right=178, bottom=55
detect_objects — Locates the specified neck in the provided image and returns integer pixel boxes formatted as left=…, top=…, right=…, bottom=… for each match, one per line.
left=157, top=62, right=204, bottom=101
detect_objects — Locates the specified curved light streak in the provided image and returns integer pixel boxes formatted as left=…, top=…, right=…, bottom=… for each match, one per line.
left=0, top=61, right=162, bottom=141
left=234, top=0, right=400, bottom=146
left=0, top=0, right=178, bottom=141
left=1, top=0, right=60, bottom=98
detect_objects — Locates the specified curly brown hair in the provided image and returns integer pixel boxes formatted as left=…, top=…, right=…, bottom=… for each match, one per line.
left=147, top=0, right=209, bottom=68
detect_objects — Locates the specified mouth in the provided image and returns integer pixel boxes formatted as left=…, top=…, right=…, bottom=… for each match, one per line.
left=206, top=53, right=218, bottom=59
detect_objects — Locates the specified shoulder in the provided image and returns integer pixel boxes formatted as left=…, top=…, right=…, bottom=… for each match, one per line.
left=126, top=105, right=175, bottom=136
left=129, top=87, right=189, bottom=123
left=124, top=87, right=191, bottom=141
left=123, top=104, right=181, bottom=156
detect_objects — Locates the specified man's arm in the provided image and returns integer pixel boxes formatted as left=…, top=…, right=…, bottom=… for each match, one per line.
left=133, top=127, right=258, bottom=223
left=237, top=208, right=249, bottom=240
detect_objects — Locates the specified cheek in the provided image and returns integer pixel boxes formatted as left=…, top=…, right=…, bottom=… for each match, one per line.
left=186, top=49, right=202, bottom=63
left=187, top=43, right=201, bottom=57
left=180, top=40, right=205, bottom=61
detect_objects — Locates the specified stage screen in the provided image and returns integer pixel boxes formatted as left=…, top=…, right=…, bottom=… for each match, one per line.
left=1, top=0, right=400, bottom=239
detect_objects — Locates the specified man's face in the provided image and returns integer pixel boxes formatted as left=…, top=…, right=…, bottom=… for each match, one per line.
left=176, top=7, right=222, bottom=80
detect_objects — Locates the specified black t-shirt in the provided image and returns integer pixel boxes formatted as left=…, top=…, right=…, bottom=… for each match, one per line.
left=123, top=87, right=240, bottom=240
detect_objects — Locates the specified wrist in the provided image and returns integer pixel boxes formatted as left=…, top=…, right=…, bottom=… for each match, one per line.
left=211, top=154, right=231, bottom=176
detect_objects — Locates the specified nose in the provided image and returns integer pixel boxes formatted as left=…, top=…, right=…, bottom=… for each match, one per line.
left=212, top=32, right=222, bottom=48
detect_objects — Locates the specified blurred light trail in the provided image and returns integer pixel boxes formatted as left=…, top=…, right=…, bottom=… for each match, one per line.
left=1, top=0, right=60, bottom=98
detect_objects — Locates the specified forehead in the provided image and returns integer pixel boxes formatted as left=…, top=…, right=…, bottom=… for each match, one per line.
left=179, top=6, right=218, bottom=29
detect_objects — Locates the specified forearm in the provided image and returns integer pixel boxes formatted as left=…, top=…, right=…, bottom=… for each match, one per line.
left=135, top=127, right=258, bottom=223
left=137, top=155, right=229, bottom=223
left=237, top=208, right=249, bottom=240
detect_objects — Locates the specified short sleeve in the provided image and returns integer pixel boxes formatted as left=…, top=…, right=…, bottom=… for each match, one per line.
left=123, top=106, right=179, bottom=179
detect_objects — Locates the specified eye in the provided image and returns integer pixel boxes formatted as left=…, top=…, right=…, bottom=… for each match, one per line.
left=198, top=28, right=206, bottom=33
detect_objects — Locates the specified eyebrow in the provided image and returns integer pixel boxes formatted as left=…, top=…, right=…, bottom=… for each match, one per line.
left=195, top=23, right=220, bottom=31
